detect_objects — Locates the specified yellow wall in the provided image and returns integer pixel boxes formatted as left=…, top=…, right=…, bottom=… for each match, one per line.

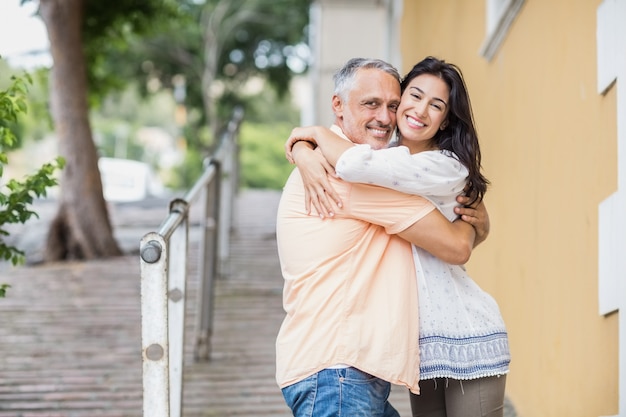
left=401, top=1, right=618, bottom=416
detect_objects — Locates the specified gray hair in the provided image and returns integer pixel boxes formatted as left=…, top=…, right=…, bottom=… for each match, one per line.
left=333, top=58, right=401, bottom=101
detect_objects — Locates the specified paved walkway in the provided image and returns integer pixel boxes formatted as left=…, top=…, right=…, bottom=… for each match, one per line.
left=0, top=189, right=413, bottom=417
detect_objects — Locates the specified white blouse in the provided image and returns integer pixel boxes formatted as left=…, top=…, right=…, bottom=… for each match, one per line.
left=336, top=145, right=467, bottom=222
left=336, top=144, right=510, bottom=380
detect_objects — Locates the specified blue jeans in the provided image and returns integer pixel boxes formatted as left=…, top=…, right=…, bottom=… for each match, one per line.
left=282, top=367, right=400, bottom=417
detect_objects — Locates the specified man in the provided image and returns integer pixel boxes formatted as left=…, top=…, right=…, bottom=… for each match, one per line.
left=275, top=58, right=487, bottom=417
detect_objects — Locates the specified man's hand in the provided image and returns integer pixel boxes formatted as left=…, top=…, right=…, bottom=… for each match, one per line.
left=454, top=196, right=490, bottom=247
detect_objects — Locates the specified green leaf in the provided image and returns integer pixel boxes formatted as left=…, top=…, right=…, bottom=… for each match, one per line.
left=0, top=284, right=10, bottom=298
left=0, top=67, right=63, bottom=272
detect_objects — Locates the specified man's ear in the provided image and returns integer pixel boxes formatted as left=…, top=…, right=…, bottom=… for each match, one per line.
left=331, top=95, right=343, bottom=118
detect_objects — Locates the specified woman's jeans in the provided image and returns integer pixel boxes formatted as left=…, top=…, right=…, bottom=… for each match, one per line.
left=410, top=375, right=507, bottom=417
left=282, top=367, right=400, bottom=417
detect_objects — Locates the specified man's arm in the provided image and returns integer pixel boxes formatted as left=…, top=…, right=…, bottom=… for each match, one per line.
left=398, top=197, right=490, bottom=264
left=397, top=210, right=475, bottom=265
left=348, top=183, right=479, bottom=265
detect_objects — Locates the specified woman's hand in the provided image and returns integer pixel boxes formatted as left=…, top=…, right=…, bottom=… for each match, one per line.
left=454, top=195, right=490, bottom=247
left=291, top=142, right=343, bottom=218
left=285, top=126, right=321, bottom=164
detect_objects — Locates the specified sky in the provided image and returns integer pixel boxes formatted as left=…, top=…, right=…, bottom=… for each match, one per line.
left=0, top=1, right=51, bottom=68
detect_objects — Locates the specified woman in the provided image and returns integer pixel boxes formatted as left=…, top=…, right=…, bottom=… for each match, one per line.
left=285, top=56, right=510, bottom=417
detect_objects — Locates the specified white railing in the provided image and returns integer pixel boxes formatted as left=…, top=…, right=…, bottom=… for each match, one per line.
left=139, top=107, right=243, bottom=417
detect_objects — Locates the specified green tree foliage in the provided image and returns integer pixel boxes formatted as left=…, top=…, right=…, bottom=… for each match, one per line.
left=237, top=82, right=300, bottom=189
left=0, top=71, right=64, bottom=295
left=92, top=83, right=179, bottom=162
left=100, top=0, right=311, bottom=169
left=239, top=122, right=295, bottom=189
left=81, top=0, right=182, bottom=102
left=125, top=0, right=310, bottom=103
left=0, top=60, right=52, bottom=147
left=20, top=0, right=309, bottom=204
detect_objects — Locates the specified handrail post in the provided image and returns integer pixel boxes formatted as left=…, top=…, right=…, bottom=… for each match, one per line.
left=217, top=107, right=243, bottom=277
left=217, top=133, right=233, bottom=277
left=139, top=106, right=244, bottom=417
left=167, top=199, right=189, bottom=417
left=194, top=160, right=220, bottom=361
left=140, top=234, right=170, bottom=417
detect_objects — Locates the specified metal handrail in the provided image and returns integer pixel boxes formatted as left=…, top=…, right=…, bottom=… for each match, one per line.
left=139, top=106, right=244, bottom=417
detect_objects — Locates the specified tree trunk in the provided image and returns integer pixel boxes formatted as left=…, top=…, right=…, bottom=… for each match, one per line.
left=39, top=0, right=122, bottom=260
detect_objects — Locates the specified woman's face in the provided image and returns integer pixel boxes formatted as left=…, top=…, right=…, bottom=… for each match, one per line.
left=397, top=73, right=450, bottom=153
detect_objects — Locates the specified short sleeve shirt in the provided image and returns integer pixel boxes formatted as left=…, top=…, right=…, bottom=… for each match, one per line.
left=276, top=143, right=435, bottom=393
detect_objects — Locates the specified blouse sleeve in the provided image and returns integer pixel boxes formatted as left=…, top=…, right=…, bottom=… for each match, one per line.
left=335, top=144, right=468, bottom=197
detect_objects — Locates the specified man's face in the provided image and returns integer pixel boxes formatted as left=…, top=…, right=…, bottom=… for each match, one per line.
left=332, top=68, right=401, bottom=149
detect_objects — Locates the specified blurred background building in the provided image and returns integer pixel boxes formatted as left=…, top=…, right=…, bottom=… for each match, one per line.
left=306, top=0, right=403, bottom=127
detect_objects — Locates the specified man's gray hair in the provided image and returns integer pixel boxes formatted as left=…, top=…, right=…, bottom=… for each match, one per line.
left=333, top=58, right=401, bottom=101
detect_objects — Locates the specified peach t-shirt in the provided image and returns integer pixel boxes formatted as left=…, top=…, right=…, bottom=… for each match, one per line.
left=275, top=137, right=435, bottom=394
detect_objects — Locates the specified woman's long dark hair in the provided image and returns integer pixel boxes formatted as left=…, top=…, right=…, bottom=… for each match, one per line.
left=401, top=56, right=489, bottom=204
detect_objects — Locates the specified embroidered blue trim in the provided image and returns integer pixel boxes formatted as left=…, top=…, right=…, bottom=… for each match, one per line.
left=419, top=332, right=511, bottom=380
